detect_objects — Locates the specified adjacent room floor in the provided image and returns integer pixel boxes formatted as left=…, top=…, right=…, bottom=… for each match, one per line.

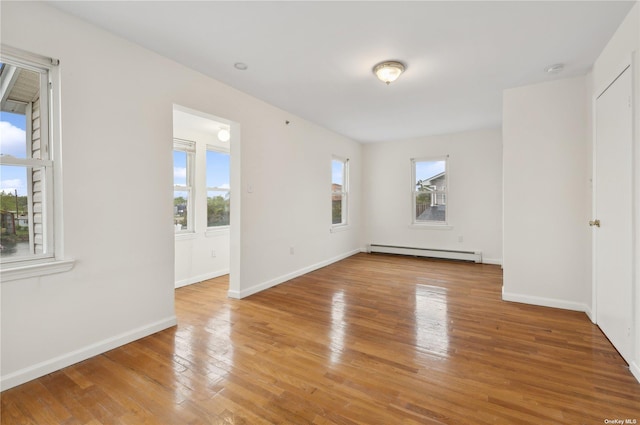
left=2, top=253, right=639, bottom=424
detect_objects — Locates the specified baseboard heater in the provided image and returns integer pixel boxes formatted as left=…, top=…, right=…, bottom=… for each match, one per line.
left=368, top=244, right=482, bottom=263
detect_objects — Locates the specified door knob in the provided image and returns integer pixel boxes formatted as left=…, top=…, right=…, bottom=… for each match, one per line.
left=589, top=219, right=601, bottom=227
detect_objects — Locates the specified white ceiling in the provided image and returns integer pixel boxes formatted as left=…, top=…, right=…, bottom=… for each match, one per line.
left=49, top=1, right=635, bottom=143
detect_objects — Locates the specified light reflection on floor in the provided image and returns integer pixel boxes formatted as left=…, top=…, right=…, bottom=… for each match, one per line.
left=414, top=284, right=450, bottom=357
left=329, top=289, right=346, bottom=364
left=173, top=306, right=234, bottom=402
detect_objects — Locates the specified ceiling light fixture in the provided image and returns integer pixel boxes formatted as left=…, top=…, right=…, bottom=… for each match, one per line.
left=217, top=129, right=230, bottom=142
left=545, top=63, right=564, bottom=74
left=234, top=62, right=248, bottom=71
left=373, top=60, right=406, bottom=85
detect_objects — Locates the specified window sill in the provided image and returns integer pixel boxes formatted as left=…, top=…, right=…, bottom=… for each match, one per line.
left=409, top=223, right=453, bottom=230
left=205, top=226, right=230, bottom=238
left=0, top=258, right=75, bottom=282
left=330, top=224, right=350, bottom=233
left=175, top=232, right=197, bottom=241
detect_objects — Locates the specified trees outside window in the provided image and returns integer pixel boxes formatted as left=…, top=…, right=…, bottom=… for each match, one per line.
left=206, top=148, right=230, bottom=227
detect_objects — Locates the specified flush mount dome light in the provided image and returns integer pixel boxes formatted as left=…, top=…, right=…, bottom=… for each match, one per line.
left=373, top=60, right=406, bottom=85
left=234, top=62, right=248, bottom=70
left=217, top=129, right=230, bottom=142
left=545, top=63, right=564, bottom=74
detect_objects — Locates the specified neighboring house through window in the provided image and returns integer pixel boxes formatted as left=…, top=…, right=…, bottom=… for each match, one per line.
left=206, top=147, right=230, bottom=227
left=173, top=139, right=195, bottom=233
left=0, top=47, right=60, bottom=266
left=331, top=157, right=348, bottom=226
left=412, top=157, right=448, bottom=224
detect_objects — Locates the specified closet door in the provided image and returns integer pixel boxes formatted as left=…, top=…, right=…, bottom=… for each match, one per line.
left=593, top=65, right=633, bottom=364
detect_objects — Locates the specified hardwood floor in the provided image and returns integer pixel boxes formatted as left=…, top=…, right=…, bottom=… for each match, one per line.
left=2, top=253, right=639, bottom=424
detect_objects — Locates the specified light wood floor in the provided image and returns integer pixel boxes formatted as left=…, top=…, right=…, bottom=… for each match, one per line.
left=2, top=253, right=639, bottom=424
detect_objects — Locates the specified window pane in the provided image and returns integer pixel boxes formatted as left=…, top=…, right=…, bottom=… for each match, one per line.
left=0, top=111, right=28, bottom=159
left=206, top=150, right=230, bottom=189
left=0, top=53, right=56, bottom=264
left=414, top=159, right=447, bottom=223
left=332, top=193, right=343, bottom=224
left=331, top=158, right=347, bottom=226
left=174, top=190, right=188, bottom=231
left=207, top=190, right=230, bottom=227
left=206, top=150, right=230, bottom=228
left=331, top=159, right=344, bottom=186
left=0, top=165, right=31, bottom=259
left=415, top=160, right=446, bottom=190
left=173, top=150, right=187, bottom=186
left=416, top=199, right=446, bottom=222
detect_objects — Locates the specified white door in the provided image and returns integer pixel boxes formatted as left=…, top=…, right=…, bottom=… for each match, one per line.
left=594, top=65, right=633, bottom=364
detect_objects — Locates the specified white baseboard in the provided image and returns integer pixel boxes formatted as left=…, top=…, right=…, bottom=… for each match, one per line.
left=584, top=304, right=597, bottom=325
left=228, top=249, right=361, bottom=299
left=583, top=304, right=595, bottom=323
left=175, top=269, right=229, bottom=289
left=631, top=361, right=640, bottom=384
left=482, top=258, right=502, bottom=266
left=369, top=244, right=482, bottom=263
left=502, top=287, right=589, bottom=313
left=0, top=316, right=177, bottom=391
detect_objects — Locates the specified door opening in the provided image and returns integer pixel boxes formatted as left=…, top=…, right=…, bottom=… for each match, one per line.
left=172, top=105, right=239, bottom=295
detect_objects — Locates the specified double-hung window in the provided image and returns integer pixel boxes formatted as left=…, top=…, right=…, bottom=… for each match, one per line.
left=412, top=157, right=448, bottom=225
left=206, top=147, right=230, bottom=227
left=0, top=47, right=59, bottom=266
left=173, top=139, right=195, bottom=233
left=331, top=157, right=349, bottom=226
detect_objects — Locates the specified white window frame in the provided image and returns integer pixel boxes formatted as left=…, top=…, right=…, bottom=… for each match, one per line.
left=205, top=145, right=230, bottom=230
left=173, top=139, right=195, bottom=234
left=331, top=156, right=349, bottom=228
left=411, top=156, right=449, bottom=226
left=0, top=46, right=64, bottom=273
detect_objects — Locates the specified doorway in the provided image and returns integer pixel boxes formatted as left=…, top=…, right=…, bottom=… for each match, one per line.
left=172, top=105, right=240, bottom=295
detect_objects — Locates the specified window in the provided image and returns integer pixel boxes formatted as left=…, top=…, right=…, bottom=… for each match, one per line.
left=0, top=48, right=59, bottom=265
left=173, top=139, right=195, bottom=233
left=412, top=157, right=448, bottom=224
left=331, top=157, right=348, bottom=226
left=206, top=148, right=230, bottom=227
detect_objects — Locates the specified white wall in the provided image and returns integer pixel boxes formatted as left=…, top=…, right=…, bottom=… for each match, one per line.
left=502, top=75, right=590, bottom=312
left=0, top=1, right=362, bottom=390
left=590, top=3, right=640, bottom=382
left=363, top=128, right=503, bottom=264
left=235, top=110, right=363, bottom=298
left=173, top=108, right=231, bottom=288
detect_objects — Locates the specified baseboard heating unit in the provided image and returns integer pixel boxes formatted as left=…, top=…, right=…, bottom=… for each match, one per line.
left=368, top=244, right=482, bottom=263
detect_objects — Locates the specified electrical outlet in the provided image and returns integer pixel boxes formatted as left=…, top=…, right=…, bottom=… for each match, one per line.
left=211, top=250, right=216, bottom=258
left=290, top=246, right=295, bottom=255
left=458, top=236, right=464, bottom=243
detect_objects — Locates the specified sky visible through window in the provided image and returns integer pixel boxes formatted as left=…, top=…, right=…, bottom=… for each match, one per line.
left=206, top=150, right=230, bottom=190
left=415, top=160, right=445, bottom=184
left=173, top=149, right=230, bottom=189
left=0, top=111, right=28, bottom=196
left=173, top=150, right=187, bottom=186
left=332, top=160, right=343, bottom=186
